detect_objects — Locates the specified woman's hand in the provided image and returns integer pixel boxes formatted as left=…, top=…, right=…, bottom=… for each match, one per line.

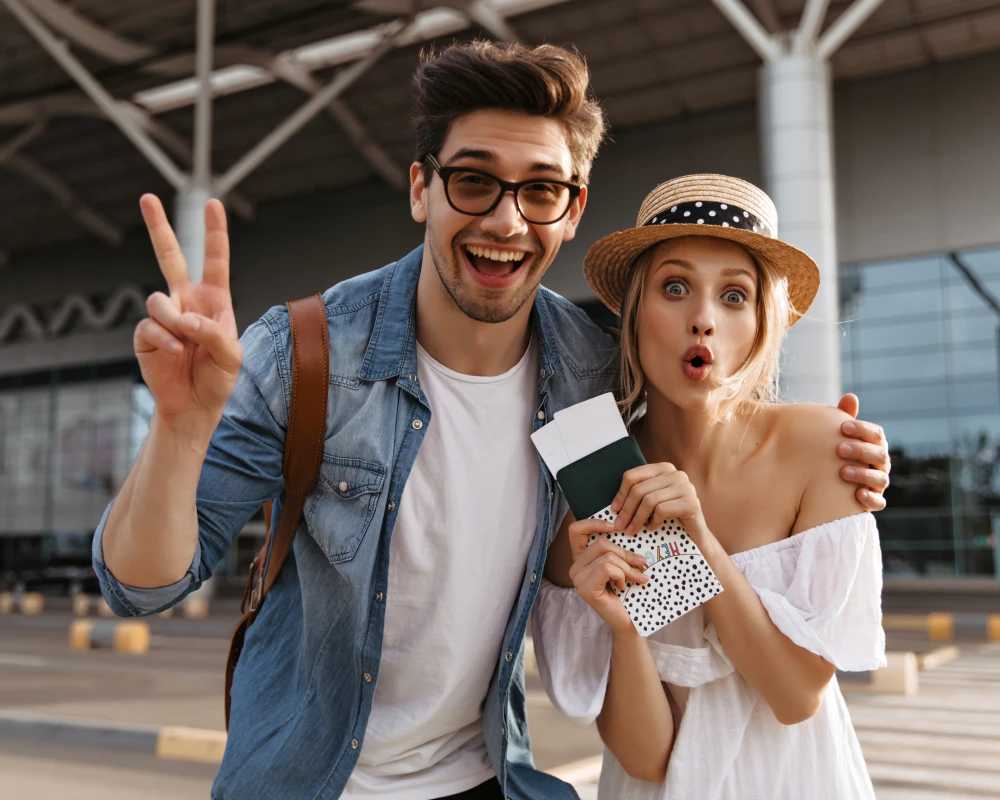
left=610, top=463, right=711, bottom=544
left=566, top=516, right=649, bottom=636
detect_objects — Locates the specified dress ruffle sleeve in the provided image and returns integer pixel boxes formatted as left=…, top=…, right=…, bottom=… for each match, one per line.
left=530, top=578, right=612, bottom=725
left=732, top=512, right=886, bottom=672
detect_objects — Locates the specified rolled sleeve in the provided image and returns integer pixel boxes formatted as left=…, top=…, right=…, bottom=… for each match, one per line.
left=92, top=500, right=203, bottom=616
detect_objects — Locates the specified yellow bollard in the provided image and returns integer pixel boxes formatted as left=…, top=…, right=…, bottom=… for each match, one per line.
left=158, top=606, right=175, bottom=619
left=183, top=595, right=210, bottom=619
left=113, top=620, right=151, bottom=654
left=97, top=597, right=116, bottom=617
left=72, top=594, right=91, bottom=617
left=0, top=592, right=13, bottom=615
left=69, top=619, right=94, bottom=651
left=20, top=592, right=44, bottom=615
left=988, top=615, right=1000, bottom=642
left=927, top=612, right=954, bottom=641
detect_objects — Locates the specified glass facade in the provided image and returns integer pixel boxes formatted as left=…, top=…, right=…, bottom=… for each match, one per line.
left=840, top=246, right=1000, bottom=579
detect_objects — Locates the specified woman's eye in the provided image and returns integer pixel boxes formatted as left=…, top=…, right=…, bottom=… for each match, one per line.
left=724, top=289, right=747, bottom=305
left=665, top=281, right=687, bottom=296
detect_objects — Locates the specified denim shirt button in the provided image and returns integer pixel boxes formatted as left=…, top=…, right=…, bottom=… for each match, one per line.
left=505, top=651, right=512, bottom=662
left=408, top=372, right=417, bottom=382
left=501, top=724, right=505, bottom=737
left=412, top=419, right=423, bottom=430
left=539, top=367, right=546, bottom=378
left=387, top=501, right=396, bottom=512
left=364, top=672, right=372, bottom=683
left=536, top=410, right=545, bottom=420
left=351, top=739, right=359, bottom=749
left=530, top=572, right=537, bottom=583
left=375, top=592, right=383, bottom=602
left=338, top=481, right=349, bottom=492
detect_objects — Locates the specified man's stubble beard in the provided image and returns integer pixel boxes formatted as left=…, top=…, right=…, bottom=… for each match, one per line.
left=428, top=228, right=547, bottom=325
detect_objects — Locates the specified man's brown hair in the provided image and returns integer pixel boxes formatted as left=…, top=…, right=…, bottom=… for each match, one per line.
left=412, top=40, right=607, bottom=183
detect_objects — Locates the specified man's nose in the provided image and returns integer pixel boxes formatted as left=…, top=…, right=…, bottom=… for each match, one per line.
left=479, top=191, right=529, bottom=237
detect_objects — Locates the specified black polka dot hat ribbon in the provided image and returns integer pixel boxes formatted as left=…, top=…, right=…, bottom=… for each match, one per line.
left=582, top=174, right=820, bottom=322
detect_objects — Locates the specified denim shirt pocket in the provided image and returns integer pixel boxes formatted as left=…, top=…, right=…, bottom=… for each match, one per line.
left=305, top=455, right=386, bottom=564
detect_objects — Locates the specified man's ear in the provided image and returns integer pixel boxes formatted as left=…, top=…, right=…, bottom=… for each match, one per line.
left=561, top=185, right=588, bottom=243
left=410, top=162, right=427, bottom=223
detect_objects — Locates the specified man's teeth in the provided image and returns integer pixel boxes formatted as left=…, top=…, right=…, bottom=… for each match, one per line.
left=464, top=245, right=527, bottom=263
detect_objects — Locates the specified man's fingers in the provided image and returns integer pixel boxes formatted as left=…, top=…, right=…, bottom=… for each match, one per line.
left=837, top=393, right=859, bottom=419
left=135, top=318, right=183, bottom=355
left=842, top=418, right=884, bottom=446
left=177, top=313, right=242, bottom=374
left=841, top=465, right=890, bottom=494
left=201, top=199, right=231, bottom=290
left=857, top=487, right=886, bottom=512
left=146, top=292, right=183, bottom=334
left=838, top=441, right=889, bottom=471
left=140, top=194, right=189, bottom=292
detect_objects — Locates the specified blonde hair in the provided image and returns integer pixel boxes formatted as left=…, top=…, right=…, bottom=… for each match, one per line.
left=617, top=239, right=793, bottom=424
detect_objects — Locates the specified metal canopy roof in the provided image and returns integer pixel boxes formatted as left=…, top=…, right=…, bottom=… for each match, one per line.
left=1, top=0, right=999, bottom=263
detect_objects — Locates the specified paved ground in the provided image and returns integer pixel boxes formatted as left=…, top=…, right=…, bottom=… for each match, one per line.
left=3, top=608, right=1000, bottom=798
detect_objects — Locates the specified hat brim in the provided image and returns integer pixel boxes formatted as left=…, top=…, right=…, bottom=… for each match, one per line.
left=583, top=224, right=820, bottom=323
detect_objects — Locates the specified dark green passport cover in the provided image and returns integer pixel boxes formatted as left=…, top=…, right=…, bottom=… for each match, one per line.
left=556, top=436, right=647, bottom=520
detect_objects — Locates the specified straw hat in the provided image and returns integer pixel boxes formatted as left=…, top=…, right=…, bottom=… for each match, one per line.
left=583, top=174, right=820, bottom=323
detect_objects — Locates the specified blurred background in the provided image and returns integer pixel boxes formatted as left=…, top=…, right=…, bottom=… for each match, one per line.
left=1, top=1, right=999, bottom=798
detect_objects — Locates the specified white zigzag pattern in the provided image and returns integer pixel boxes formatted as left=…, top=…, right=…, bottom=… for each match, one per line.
left=0, top=285, right=147, bottom=345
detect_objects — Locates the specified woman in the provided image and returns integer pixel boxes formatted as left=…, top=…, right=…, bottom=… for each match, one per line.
left=533, top=174, right=885, bottom=799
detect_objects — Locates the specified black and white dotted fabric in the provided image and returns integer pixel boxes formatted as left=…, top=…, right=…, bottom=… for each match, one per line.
left=646, top=200, right=771, bottom=237
left=589, top=505, right=724, bottom=638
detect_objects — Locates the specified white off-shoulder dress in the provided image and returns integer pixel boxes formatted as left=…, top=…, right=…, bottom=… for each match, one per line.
left=532, top=513, right=886, bottom=800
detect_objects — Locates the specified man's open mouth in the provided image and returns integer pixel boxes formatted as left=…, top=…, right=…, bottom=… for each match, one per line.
left=461, top=243, right=531, bottom=281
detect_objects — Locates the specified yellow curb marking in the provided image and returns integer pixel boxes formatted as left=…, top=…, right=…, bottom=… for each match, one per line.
left=156, top=726, right=228, bottom=765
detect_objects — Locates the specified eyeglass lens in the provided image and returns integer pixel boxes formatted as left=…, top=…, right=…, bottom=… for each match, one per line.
left=445, top=171, right=572, bottom=223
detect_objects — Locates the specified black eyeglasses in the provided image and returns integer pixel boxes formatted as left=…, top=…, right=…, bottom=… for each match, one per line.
left=424, top=153, right=582, bottom=225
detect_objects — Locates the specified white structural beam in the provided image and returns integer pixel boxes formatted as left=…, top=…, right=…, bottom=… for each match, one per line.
left=465, top=1, right=522, bottom=42
left=0, top=119, right=45, bottom=165
left=216, top=18, right=411, bottom=197
left=748, top=0, right=781, bottom=33
left=710, top=0, right=780, bottom=62
left=192, top=0, right=216, bottom=189
left=1, top=0, right=188, bottom=190
left=5, top=153, right=123, bottom=245
left=818, top=0, right=887, bottom=59
left=23, top=0, right=155, bottom=61
left=271, top=58, right=407, bottom=190
left=794, top=0, right=831, bottom=53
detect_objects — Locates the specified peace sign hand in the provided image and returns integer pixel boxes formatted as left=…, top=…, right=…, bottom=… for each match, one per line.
left=133, top=194, right=242, bottom=441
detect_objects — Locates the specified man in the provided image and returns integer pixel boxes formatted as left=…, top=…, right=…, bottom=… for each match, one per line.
left=95, top=41, right=890, bottom=800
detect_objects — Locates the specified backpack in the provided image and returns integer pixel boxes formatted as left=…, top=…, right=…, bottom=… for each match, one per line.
left=225, top=294, right=329, bottom=729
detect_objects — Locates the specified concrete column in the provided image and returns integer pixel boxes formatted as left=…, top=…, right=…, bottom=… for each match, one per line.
left=759, top=54, right=841, bottom=405
left=174, top=184, right=211, bottom=283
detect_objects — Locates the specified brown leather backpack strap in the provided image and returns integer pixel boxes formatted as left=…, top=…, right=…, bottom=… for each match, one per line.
left=225, top=293, right=329, bottom=728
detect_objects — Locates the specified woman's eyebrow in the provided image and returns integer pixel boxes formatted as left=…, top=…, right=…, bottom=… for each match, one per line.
left=722, top=267, right=756, bottom=280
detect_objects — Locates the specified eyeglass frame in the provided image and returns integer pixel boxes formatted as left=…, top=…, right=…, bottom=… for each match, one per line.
left=423, top=153, right=583, bottom=225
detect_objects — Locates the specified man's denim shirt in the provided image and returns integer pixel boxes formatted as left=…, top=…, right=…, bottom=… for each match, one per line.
left=93, top=245, right=618, bottom=800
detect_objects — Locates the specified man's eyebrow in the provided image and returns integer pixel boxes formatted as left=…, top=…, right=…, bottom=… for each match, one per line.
left=444, top=149, right=570, bottom=179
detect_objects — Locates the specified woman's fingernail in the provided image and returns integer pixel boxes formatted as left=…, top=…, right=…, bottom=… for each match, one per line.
left=638, top=573, right=649, bottom=583
left=843, top=421, right=856, bottom=434
left=611, top=499, right=621, bottom=512
left=844, top=466, right=856, bottom=478
left=613, top=516, right=622, bottom=529
left=838, top=443, right=853, bottom=457
left=624, top=524, right=634, bottom=535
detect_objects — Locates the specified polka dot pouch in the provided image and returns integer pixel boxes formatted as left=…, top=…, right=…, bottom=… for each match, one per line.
left=588, top=506, right=724, bottom=637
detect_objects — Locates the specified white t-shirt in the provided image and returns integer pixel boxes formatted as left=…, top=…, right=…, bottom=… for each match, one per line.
left=342, top=339, right=540, bottom=800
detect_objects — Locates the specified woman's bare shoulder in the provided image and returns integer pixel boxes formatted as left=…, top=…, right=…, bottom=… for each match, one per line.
left=770, top=403, right=867, bottom=533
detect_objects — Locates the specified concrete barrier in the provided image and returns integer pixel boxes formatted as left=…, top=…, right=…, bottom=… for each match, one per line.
left=69, top=619, right=150, bottom=654
left=838, top=651, right=919, bottom=696
left=883, top=613, right=1000, bottom=641
left=182, top=595, right=210, bottom=619
left=156, top=726, right=227, bottom=764
left=19, top=593, right=44, bottom=615
left=0, top=592, right=13, bottom=615
left=72, top=594, right=91, bottom=617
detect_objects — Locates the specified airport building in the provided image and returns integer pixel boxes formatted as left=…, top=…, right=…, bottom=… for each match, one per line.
left=1, top=0, right=998, bottom=587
